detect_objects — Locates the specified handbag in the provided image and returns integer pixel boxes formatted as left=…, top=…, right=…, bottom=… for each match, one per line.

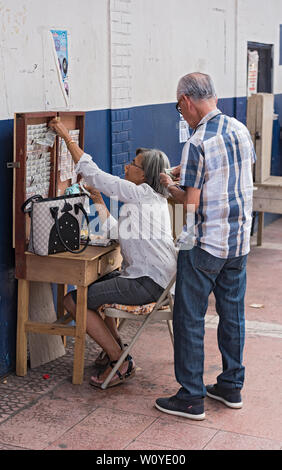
left=22, top=194, right=90, bottom=256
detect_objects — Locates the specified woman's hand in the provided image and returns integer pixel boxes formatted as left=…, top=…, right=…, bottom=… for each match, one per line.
left=49, top=118, right=70, bottom=141
left=170, top=165, right=181, bottom=179
left=159, top=173, right=174, bottom=188
left=49, top=117, right=84, bottom=163
left=82, top=184, right=110, bottom=222
left=83, top=184, right=104, bottom=203
left=160, top=165, right=181, bottom=188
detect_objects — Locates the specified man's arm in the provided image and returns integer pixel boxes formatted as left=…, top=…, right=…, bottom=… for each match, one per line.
left=168, top=185, right=201, bottom=213
left=160, top=172, right=186, bottom=203
left=185, top=187, right=201, bottom=212
left=167, top=184, right=186, bottom=203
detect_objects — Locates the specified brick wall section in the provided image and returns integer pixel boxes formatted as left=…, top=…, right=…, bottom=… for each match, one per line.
left=110, top=0, right=133, bottom=176
left=111, top=109, right=133, bottom=177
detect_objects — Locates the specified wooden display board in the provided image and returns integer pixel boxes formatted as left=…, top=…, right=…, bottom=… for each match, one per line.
left=13, top=111, right=85, bottom=279
left=246, top=93, right=274, bottom=183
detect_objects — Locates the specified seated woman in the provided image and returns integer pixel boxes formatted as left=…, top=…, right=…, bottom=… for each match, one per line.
left=49, top=118, right=177, bottom=388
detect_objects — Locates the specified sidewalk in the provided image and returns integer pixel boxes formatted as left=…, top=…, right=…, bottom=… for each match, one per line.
left=0, top=218, right=281, bottom=451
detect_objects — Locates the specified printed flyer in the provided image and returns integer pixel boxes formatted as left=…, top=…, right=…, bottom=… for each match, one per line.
left=50, top=30, right=69, bottom=97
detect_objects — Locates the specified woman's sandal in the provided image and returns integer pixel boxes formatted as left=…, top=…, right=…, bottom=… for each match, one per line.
left=89, top=355, right=136, bottom=389
left=93, top=340, right=128, bottom=370
left=93, top=350, right=110, bottom=369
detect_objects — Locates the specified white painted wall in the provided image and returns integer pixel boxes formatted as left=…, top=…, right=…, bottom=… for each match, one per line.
left=1, top=0, right=282, bottom=119
left=131, top=0, right=237, bottom=106
left=131, top=0, right=282, bottom=106
left=236, top=0, right=282, bottom=96
left=0, top=0, right=110, bottom=119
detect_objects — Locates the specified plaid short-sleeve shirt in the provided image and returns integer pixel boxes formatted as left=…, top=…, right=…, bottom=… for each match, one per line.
left=180, top=109, right=256, bottom=259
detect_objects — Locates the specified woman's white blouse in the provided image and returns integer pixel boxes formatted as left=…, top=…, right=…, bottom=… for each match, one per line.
left=75, top=153, right=177, bottom=289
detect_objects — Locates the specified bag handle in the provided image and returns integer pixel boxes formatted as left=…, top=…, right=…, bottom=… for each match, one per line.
left=50, top=203, right=91, bottom=254
left=21, top=195, right=43, bottom=215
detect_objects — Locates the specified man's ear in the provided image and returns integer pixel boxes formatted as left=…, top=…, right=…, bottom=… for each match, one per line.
left=183, top=95, right=190, bottom=106
left=184, top=95, right=194, bottom=112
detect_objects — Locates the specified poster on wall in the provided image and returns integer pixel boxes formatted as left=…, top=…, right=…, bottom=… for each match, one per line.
left=50, top=30, right=70, bottom=103
left=179, top=116, right=190, bottom=143
left=247, top=50, right=259, bottom=97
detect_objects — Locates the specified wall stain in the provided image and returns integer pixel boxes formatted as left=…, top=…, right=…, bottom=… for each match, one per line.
left=19, top=64, right=38, bottom=74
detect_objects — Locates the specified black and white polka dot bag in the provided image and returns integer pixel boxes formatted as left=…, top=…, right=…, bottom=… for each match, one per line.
left=22, top=194, right=90, bottom=256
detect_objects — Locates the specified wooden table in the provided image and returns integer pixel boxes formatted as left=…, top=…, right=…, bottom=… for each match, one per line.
left=16, top=244, right=122, bottom=384
left=253, top=176, right=282, bottom=245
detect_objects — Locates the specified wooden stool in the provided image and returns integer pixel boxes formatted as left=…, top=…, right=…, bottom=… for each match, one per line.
left=16, top=244, right=122, bottom=384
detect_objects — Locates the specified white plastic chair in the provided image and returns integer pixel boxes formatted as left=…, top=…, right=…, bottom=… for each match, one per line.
left=100, top=273, right=176, bottom=389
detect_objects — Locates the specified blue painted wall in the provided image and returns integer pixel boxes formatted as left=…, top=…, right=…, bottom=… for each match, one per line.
left=131, top=97, right=247, bottom=167
left=132, top=102, right=182, bottom=166
left=0, top=119, right=17, bottom=376
left=280, top=25, right=282, bottom=66
left=84, top=109, right=112, bottom=173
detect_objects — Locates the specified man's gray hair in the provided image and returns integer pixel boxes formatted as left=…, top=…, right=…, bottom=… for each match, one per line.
left=136, top=148, right=170, bottom=197
left=177, top=72, right=216, bottom=101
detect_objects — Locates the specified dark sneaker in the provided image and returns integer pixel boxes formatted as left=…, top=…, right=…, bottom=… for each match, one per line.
left=206, top=384, right=243, bottom=409
left=155, top=395, right=205, bottom=420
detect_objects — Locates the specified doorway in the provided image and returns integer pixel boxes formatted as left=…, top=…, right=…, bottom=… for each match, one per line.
left=247, top=42, right=273, bottom=94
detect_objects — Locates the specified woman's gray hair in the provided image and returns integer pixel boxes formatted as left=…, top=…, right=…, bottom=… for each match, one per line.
left=136, top=147, right=170, bottom=197
left=177, top=72, right=216, bottom=101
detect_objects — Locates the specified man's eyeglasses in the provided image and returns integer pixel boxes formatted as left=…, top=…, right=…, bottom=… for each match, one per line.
left=176, top=101, right=182, bottom=115
left=176, top=95, right=189, bottom=115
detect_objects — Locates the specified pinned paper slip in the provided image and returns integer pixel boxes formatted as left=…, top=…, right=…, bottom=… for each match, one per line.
left=35, top=130, right=57, bottom=147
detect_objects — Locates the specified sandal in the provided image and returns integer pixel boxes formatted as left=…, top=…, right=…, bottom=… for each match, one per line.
left=89, top=355, right=136, bottom=389
left=93, top=340, right=128, bottom=369
left=93, top=350, right=110, bottom=369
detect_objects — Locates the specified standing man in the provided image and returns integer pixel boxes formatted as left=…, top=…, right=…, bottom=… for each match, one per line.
left=156, top=72, right=256, bottom=420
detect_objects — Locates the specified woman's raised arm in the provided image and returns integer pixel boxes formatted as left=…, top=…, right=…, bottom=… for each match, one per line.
left=49, top=118, right=84, bottom=163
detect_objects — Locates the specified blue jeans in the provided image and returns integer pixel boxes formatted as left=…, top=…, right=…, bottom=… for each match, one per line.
left=173, top=246, right=247, bottom=400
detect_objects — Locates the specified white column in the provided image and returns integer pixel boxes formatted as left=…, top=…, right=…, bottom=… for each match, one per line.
left=110, top=0, right=132, bottom=110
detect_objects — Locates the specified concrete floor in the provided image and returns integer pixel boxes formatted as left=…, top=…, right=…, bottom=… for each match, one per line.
left=0, top=218, right=281, bottom=451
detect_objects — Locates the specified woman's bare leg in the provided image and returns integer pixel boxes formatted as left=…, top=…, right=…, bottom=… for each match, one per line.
left=64, top=293, right=121, bottom=361
left=104, top=317, right=122, bottom=344
left=64, top=293, right=135, bottom=386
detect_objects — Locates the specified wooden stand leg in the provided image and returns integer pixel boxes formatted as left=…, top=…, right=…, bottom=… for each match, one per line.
left=16, top=279, right=30, bottom=377
left=73, top=286, right=87, bottom=384
left=167, top=320, right=174, bottom=346
left=57, top=284, right=67, bottom=346
left=257, top=212, right=264, bottom=246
